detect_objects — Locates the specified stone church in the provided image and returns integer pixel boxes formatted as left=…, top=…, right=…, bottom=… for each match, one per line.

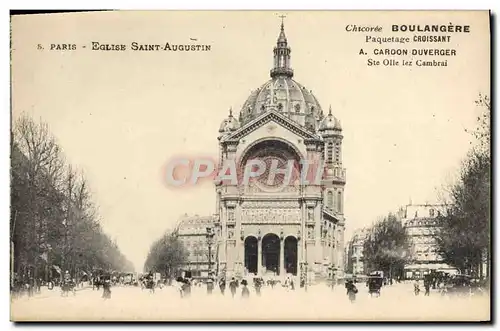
left=176, top=21, right=346, bottom=283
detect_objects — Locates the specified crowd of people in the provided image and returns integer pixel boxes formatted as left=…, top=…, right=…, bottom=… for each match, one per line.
left=13, top=267, right=488, bottom=304
left=170, top=272, right=299, bottom=300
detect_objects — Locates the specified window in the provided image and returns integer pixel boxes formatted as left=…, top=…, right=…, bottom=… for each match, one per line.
left=429, top=209, right=435, bottom=217
left=327, top=191, right=333, bottom=208
left=228, top=208, right=235, bottom=223
left=327, top=143, right=333, bottom=164
left=337, top=191, right=342, bottom=212
left=294, top=103, right=300, bottom=113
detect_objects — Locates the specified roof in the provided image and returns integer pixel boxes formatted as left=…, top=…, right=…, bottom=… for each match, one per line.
left=174, top=214, right=216, bottom=235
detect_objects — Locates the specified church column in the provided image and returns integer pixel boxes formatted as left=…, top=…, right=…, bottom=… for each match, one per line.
left=257, top=237, right=262, bottom=276
left=280, top=238, right=285, bottom=276
left=297, top=234, right=302, bottom=277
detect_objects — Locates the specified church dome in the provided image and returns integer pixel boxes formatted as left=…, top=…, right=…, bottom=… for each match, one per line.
left=319, top=106, right=341, bottom=131
left=220, top=20, right=342, bottom=135
left=236, top=21, right=326, bottom=133
left=239, top=77, right=324, bottom=131
left=219, top=109, right=240, bottom=133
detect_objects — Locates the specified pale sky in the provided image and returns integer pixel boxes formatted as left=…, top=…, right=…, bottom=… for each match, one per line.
left=11, top=11, right=490, bottom=271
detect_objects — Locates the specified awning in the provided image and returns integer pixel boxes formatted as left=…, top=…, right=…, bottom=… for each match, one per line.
left=405, top=263, right=458, bottom=271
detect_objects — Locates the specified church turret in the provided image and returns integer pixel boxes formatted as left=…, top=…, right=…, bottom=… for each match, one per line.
left=320, top=105, right=345, bottom=215
left=218, top=108, right=240, bottom=139
left=270, top=17, right=294, bottom=79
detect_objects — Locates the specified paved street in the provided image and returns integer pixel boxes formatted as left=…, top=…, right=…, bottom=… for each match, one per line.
left=11, top=282, right=489, bottom=321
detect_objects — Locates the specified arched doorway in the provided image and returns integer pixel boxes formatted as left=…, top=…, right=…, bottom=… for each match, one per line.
left=262, top=233, right=281, bottom=275
left=244, top=236, right=258, bottom=274
left=284, top=236, right=298, bottom=275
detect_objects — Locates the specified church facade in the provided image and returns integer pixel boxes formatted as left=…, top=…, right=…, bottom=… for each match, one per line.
left=212, top=22, right=347, bottom=282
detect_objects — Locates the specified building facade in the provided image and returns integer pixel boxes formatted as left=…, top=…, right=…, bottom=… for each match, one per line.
left=402, top=204, right=457, bottom=279
left=175, top=214, right=217, bottom=277
left=214, top=22, right=346, bottom=282
left=345, top=228, right=369, bottom=276
left=175, top=22, right=347, bottom=282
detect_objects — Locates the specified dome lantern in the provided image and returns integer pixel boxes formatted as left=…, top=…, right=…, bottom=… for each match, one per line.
left=235, top=18, right=326, bottom=132
left=270, top=16, right=294, bottom=79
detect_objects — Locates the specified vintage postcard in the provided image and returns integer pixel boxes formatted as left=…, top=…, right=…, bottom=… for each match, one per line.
left=10, top=10, right=491, bottom=322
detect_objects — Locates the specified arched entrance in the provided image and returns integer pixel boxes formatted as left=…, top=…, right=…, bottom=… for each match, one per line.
left=262, top=233, right=281, bottom=275
left=284, top=236, right=298, bottom=275
left=244, top=236, right=258, bottom=274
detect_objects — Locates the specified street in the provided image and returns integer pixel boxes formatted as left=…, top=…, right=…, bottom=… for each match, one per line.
left=11, top=282, right=489, bottom=321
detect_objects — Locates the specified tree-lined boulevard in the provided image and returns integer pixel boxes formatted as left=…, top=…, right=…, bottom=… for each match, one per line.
left=11, top=114, right=134, bottom=295
left=10, top=95, right=491, bottom=321
left=11, top=280, right=489, bottom=321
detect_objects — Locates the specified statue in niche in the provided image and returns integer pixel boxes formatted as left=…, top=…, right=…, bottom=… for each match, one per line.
left=228, top=228, right=234, bottom=239
left=307, top=227, right=314, bottom=240
left=308, top=208, right=314, bottom=221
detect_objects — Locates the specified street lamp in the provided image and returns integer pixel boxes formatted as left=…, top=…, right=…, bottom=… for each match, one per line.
left=206, top=227, right=215, bottom=276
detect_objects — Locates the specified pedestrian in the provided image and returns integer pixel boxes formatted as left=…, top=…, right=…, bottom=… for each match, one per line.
left=206, top=275, right=214, bottom=295
left=284, top=277, right=291, bottom=291
left=229, top=277, right=238, bottom=298
left=346, top=280, right=358, bottom=303
left=424, top=280, right=430, bottom=296
left=241, top=279, right=250, bottom=299
left=102, top=278, right=111, bottom=300
left=182, top=278, right=191, bottom=298
left=219, top=277, right=226, bottom=295
left=254, top=278, right=262, bottom=296
left=175, top=277, right=185, bottom=298
left=414, top=280, right=420, bottom=296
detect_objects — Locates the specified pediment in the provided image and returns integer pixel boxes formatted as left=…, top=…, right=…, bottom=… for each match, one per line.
left=221, top=110, right=321, bottom=143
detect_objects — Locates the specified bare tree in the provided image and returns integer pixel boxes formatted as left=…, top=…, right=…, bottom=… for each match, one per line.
left=434, top=94, right=491, bottom=278
left=11, top=113, right=134, bottom=288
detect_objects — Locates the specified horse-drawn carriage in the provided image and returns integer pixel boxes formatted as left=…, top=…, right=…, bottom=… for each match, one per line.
left=367, top=271, right=384, bottom=297
left=61, top=276, right=76, bottom=297
left=140, top=274, right=156, bottom=293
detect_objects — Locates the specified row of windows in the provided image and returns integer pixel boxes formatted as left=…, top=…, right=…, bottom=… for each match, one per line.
left=411, top=237, right=436, bottom=244
left=327, top=191, right=342, bottom=212
left=411, top=208, right=450, bottom=218
left=189, top=252, right=215, bottom=260
left=182, top=239, right=207, bottom=248
left=326, top=143, right=341, bottom=164
left=406, top=220, right=438, bottom=227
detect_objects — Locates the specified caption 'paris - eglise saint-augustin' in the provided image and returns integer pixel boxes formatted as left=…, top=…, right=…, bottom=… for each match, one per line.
left=175, top=21, right=347, bottom=284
